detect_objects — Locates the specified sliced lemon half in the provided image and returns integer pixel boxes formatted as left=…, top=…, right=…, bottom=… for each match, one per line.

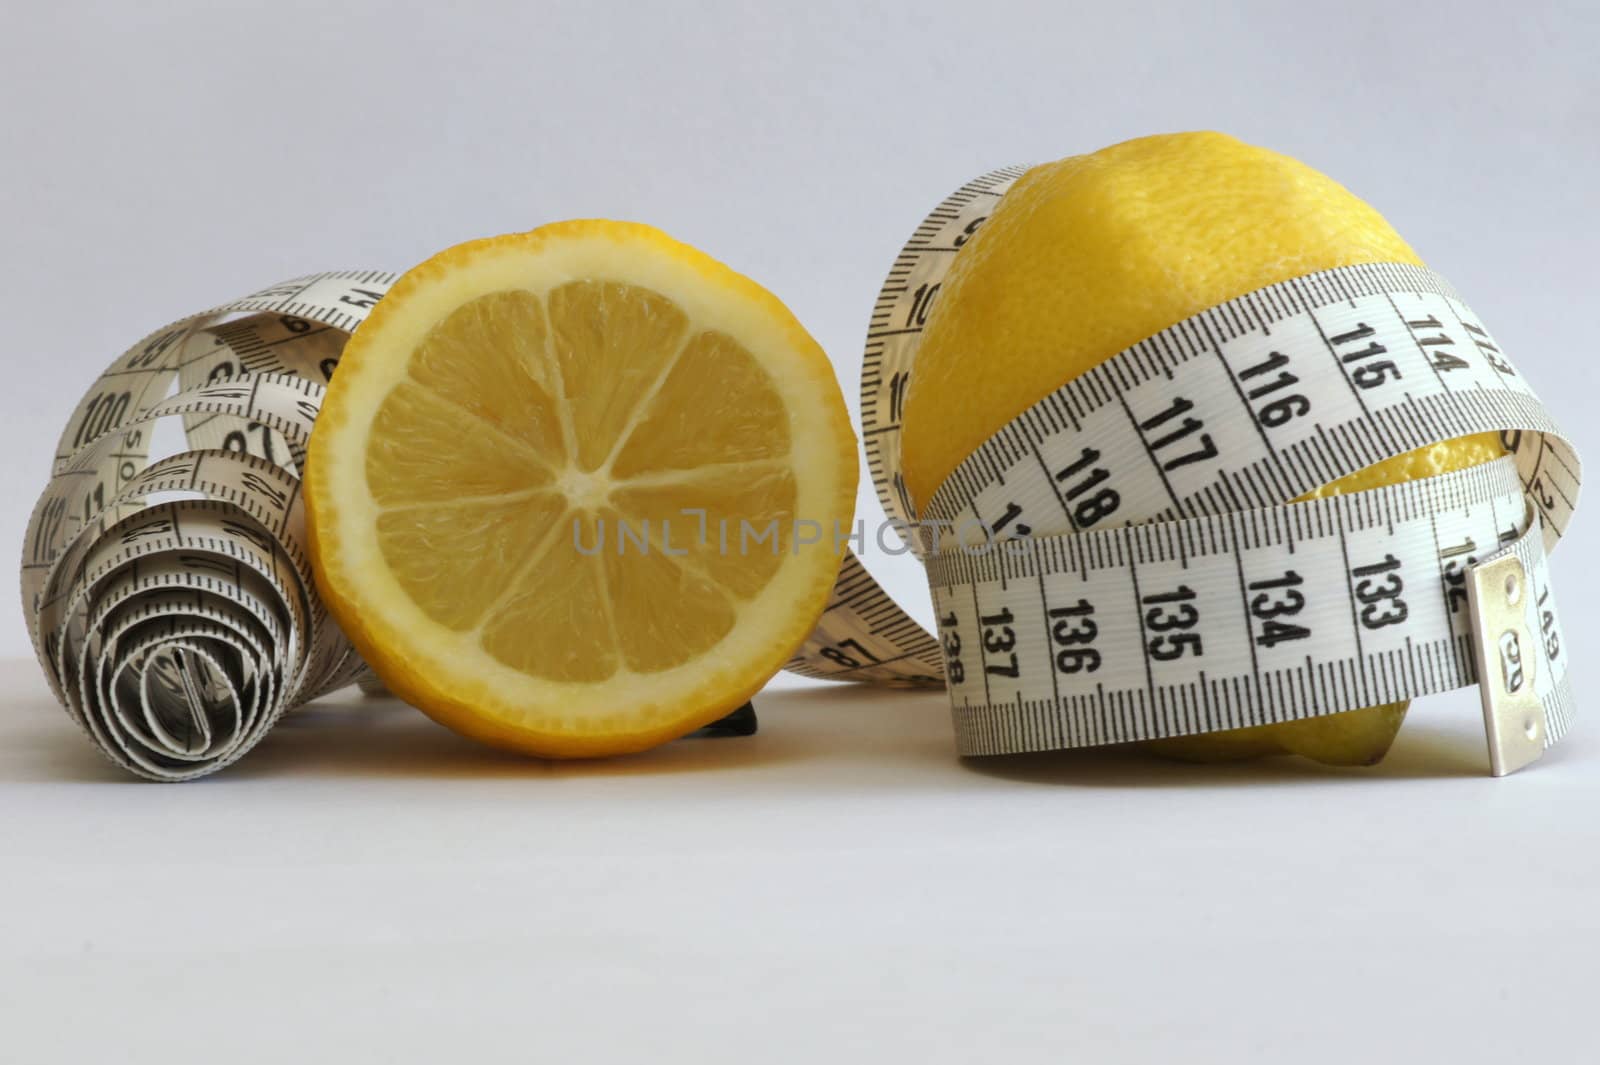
left=306, top=221, right=857, bottom=757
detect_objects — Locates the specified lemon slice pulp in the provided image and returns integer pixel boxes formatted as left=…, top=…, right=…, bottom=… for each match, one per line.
left=307, top=221, right=856, bottom=756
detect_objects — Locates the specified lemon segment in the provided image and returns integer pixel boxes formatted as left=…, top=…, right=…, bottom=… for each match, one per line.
left=307, top=220, right=857, bottom=757
left=903, top=132, right=1504, bottom=766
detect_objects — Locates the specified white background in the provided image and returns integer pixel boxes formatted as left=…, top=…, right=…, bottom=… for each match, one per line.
left=3, top=2, right=1598, bottom=1062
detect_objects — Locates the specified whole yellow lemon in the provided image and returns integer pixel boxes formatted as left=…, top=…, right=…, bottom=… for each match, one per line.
left=902, top=131, right=1501, bottom=765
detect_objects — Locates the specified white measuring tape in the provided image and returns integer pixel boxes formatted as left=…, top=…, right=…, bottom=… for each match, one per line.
left=22, top=272, right=397, bottom=780
left=789, top=166, right=1579, bottom=776
left=23, top=171, right=1579, bottom=779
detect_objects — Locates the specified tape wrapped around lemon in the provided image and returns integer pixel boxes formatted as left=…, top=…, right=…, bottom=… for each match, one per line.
left=900, top=131, right=1500, bottom=765
left=308, top=131, right=1494, bottom=764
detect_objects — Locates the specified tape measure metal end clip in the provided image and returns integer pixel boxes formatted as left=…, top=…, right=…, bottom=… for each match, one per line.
left=1466, top=550, right=1547, bottom=777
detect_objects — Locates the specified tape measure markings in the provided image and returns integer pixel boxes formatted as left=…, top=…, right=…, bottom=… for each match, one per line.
left=860, top=166, right=1030, bottom=542
left=921, top=266, right=1575, bottom=544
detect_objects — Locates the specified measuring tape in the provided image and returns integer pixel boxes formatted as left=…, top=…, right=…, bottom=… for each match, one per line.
left=788, top=166, right=1579, bottom=776
left=23, top=173, right=1579, bottom=779
left=22, top=272, right=397, bottom=780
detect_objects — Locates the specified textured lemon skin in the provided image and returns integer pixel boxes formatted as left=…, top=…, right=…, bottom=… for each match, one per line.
left=902, top=132, right=1503, bottom=765
left=306, top=220, right=859, bottom=758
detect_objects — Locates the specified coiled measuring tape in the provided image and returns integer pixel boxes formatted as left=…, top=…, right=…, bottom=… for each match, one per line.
left=22, top=272, right=397, bottom=780
left=787, top=166, right=1579, bottom=776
